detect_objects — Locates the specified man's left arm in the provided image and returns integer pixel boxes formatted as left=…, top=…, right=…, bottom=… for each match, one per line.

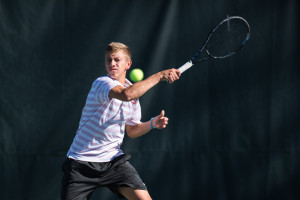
left=126, top=110, right=168, bottom=138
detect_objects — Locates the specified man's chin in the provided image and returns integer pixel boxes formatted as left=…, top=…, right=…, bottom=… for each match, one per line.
left=108, top=73, right=116, bottom=79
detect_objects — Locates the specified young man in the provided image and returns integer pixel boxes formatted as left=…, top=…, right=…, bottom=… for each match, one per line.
left=61, top=42, right=181, bottom=200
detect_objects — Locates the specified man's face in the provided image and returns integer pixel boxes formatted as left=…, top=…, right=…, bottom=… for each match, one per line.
left=105, top=50, right=131, bottom=82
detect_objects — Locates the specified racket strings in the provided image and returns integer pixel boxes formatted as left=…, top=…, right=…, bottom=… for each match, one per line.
left=207, top=18, right=249, bottom=58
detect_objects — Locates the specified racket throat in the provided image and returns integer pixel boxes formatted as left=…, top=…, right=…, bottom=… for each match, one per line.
left=191, top=49, right=212, bottom=64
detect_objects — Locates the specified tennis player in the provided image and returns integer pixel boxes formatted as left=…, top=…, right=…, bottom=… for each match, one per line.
left=61, top=42, right=181, bottom=200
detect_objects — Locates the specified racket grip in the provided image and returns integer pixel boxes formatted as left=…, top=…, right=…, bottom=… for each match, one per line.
left=178, top=61, right=193, bottom=73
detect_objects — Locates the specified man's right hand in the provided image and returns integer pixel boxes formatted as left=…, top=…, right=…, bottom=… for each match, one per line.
left=160, top=68, right=181, bottom=83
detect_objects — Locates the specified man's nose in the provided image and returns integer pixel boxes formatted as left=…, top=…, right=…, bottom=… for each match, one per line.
left=110, top=60, right=116, bottom=66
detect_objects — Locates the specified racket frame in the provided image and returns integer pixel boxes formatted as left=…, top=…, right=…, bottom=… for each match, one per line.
left=178, top=16, right=250, bottom=74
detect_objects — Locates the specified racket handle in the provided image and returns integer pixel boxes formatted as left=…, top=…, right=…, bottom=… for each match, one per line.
left=178, top=61, right=193, bottom=73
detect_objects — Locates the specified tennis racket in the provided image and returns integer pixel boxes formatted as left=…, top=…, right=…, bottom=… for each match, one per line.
left=178, top=16, right=250, bottom=73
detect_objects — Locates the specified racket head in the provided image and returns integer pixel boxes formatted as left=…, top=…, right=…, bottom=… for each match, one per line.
left=205, top=16, right=250, bottom=59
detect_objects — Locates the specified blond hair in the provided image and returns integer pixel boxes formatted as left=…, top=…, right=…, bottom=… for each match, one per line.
left=105, top=42, right=131, bottom=60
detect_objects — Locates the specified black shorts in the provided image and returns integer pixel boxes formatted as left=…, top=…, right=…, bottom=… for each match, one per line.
left=61, top=154, right=147, bottom=200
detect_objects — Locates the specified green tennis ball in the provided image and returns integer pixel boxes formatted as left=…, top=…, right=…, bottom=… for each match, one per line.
left=130, top=68, right=144, bottom=82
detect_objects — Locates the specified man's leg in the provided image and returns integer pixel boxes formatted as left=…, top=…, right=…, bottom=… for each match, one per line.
left=118, top=187, right=152, bottom=200
left=61, top=181, right=97, bottom=200
left=61, top=158, right=98, bottom=200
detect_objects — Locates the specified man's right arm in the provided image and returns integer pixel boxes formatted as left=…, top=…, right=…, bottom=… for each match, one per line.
left=109, top=68, right=181, bottom=101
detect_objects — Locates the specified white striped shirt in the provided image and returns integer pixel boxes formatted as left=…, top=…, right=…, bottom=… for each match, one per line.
left=67, top=76, right=141, bottom=162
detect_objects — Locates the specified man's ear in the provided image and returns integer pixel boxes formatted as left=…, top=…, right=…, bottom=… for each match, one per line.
left=126, top=60, right=132, bottom=70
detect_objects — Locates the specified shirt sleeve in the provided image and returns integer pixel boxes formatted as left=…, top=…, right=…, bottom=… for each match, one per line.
left=126, top=99, right=142, bottom=126
left=93, top=76, right=122, bottom=103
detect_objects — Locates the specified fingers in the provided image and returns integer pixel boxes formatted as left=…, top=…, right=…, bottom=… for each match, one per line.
left=160, top=110, right=165, bottom=118
left=154, top=110, right=168, bottom=129
left=161, top=117, right=168, bottom=128
left=156, top=117, right=168, bottom=129
left=166, top=68, right=181, bottom=84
